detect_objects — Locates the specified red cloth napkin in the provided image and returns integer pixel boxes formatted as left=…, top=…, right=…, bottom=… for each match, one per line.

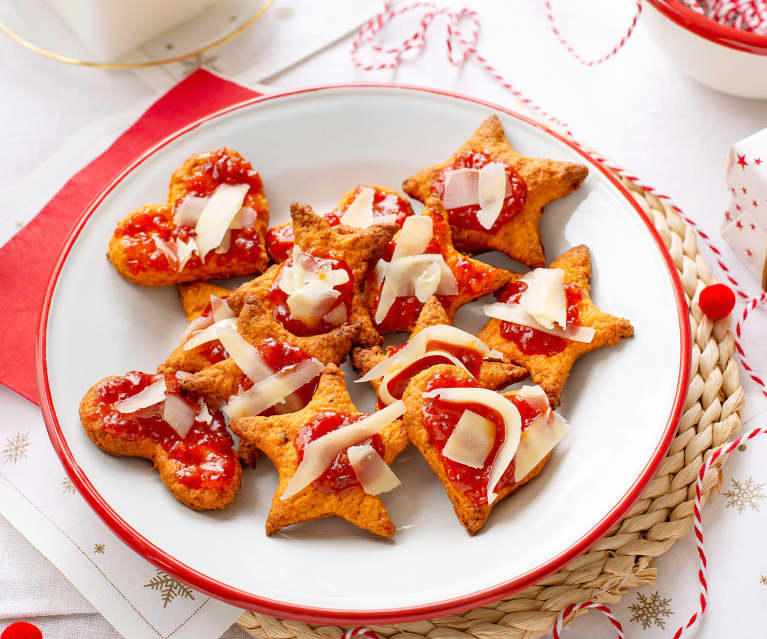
left=0, top=70, right=259, bottom=405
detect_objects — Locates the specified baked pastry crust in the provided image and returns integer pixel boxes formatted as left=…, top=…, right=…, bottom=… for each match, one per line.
left=108, top=148, right=269, bottom=286
left=403, top=364, right=551, bottom=535
left=229, top=364, right=408, bottom=537
left=402, top=115, right=588, bottom=267
left=180, top=295, right=359, bottom=402
left=160, top=282, right=233, bottom=375
left=478, top=245, right=634, bottom=406
left=79, top=373, right=241, bottom=511
left=266, top=184, right=414, bottom=263
left=228, top=201, right=398, bottom=348
left=362, top=198, right=512, bottom=334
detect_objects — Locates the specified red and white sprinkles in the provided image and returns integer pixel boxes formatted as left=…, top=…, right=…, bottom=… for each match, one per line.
left=352, top=2, right=766, bottom=635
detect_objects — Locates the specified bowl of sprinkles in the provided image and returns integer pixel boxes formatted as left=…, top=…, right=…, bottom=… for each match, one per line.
left=644, top=0, right=767, bottom=98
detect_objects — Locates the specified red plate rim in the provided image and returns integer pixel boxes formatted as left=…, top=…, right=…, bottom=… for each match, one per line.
left=36, top=83, right=691, bottom=625
left=646, top=0, right=767, bottom=55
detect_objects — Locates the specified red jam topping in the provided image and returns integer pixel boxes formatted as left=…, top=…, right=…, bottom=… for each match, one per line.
left=240, top=338, right=320, bottom=415
left=189, top=300, right=229, bottom=364
left=265, top=186, right=413, bottom=262
left=382, top=340, right=484, bottom=402
left=93, top=372, right=236, bottom=490
left=369, top=237, right=494, bottom=333
left=431, top=151, right=527, bottom=232
left=269, top=250, right=354, bottom=336
left=266, top=224, right=296, bottom=262
left=422, top=372, right=543, bottom=505
left=498, top=281, right=583, bottom=356
left=294, top=412, right=385, bottom=493
left=114, top=149, right=266, bottom=275
left=175, top=148, right=263, bottom=197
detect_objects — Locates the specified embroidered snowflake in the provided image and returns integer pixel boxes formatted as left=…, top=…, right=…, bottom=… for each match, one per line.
left=61, top=478, right=77, bottom=494
left=629, top=591, right=673, bottom=629
left=94, top=544, right=105, bottom=554
left=144, top=569, right=195, bottom=607
left=724, top=476, right=766, bottom=513
left=2, top=432, right=30, bottom=465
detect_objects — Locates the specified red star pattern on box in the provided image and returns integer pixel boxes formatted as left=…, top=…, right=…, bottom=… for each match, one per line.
left=722, top=129, right=767, bottom=290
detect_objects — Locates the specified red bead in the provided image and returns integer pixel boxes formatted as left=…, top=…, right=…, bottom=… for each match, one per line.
left=1, top=622, right=43, bottom=639
left=698, top=283, right=735, bottom=319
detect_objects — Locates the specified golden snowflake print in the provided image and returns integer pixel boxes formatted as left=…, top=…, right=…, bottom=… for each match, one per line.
left=724, top=476, right=766, bottom=513
left=761, top=574, right=767, bottom=586
left=144, top=569, right=195, bottom=608
left=629, top=591, right=673, bottom=629
left=2, top=432, right=30, bottom=465
left=94, top=544, right=105, bottom=554
left=61, top=478, right=77, bottom=494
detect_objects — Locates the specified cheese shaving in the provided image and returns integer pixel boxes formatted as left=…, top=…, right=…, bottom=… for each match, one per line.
left=216, top=322, right=271, bottom=383
left=173, top=195, right=208, bottom=227
left=163, top=393, right=196, bottom=439
left=476, top=162, right=507, bottom=230
left=281, top=400, right=405, bottom=500
left=442, top=410, right=496, bottom=469
left=224, top=358, right=324, bottom=419
left=194, top=183, right=250, bottom=258
left=183, top=317, right=236, bottom=351
left=513, top=407, right=569, bottom=482
left=378, top=349, right=471, bottom=406
left=210, top=295, right=235, bottom=322
left=153, top=237, right=178, bottom=268
left=347, top=444, right=401, bottom=495
left=519, top=268, right=567, bottom=329
left=374, top=254, right=458, bottom=324
left=423, top=387, right=521, bottom=504
left=483, top=303, right=594, bottom=343
left=357, top=324, right=493, bottom=383
left=114, top=379, right=167, bottom=413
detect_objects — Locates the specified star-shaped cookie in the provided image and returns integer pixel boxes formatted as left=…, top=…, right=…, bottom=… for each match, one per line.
left=266, top=184, right=414, bottom=262
left=478, top=245, right=634, bottom=406
left=403, top=364, right=558, bottom=535
left=362, top=197, right=512, bottom=334
left=160, top=282, right=233, bottom=375
left=402, top=115, right=588, bottom=267
left=80, top=371, right=241, bottom=511
left=108, top=148, right=269, bottom=286
left=229, top=364, right=409, bottom=536
left=179, top=295, right=358, bottom=402
left=352, top=295, right=527, bottom=401
left=228, top=201, right=398, bottom=347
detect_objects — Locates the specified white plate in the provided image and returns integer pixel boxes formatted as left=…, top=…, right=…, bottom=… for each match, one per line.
left=39, top=85, right=690, bottom=623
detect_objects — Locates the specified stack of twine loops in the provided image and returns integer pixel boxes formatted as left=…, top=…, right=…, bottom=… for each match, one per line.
left=235, top=171, right=746, bottom=639
left=682, top=0, right=767, bottom=35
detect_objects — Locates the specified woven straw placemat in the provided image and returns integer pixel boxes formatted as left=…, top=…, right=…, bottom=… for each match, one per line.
left=234, top=171, right=746, bottom=639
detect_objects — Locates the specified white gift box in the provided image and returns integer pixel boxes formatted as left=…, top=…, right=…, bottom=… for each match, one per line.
left=45, top=0, right=218, bottom=61
left=722, top=127, right=767, bottom=290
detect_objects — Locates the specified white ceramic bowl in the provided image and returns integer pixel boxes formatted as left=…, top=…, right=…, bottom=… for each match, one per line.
left=644, top=0, right=767, bottom=99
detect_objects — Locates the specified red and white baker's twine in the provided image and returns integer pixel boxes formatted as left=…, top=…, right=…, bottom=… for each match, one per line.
left=342, top=627, right=379, bottom=639
left=683, top=0, right=767, bottom=35
left=351, top=2, right=767, bottom=637
left=544, top=1, right=643, bottom=67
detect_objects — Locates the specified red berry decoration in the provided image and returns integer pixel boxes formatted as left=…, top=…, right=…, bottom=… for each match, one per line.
left=698, top=283, right=735, bottom=319
left=1, top=622, right=42, bottom=639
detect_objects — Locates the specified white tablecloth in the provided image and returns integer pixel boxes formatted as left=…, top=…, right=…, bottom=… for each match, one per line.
left=2, top=1, right=767, bottom=637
